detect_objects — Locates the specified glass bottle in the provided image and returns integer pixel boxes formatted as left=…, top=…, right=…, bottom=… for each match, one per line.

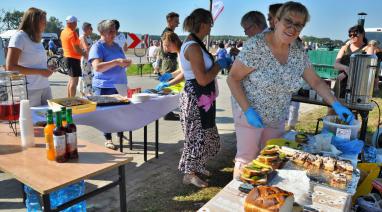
left=65, top=108, right=78, bottom=159
left=61, top=107, right=67, bottom=127
left=53, top=111, right=67, bottom=162
left=44, top=109, right=55, bottom=161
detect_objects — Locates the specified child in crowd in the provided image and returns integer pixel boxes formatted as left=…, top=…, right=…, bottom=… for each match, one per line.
left=215, top=42, right=228, bottom=74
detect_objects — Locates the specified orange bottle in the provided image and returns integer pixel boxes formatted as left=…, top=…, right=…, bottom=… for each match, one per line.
left=44, top=109, right=55, bottom=161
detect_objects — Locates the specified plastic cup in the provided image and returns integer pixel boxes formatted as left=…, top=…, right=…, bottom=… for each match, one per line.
left=114, top=84, right=128, bottom=97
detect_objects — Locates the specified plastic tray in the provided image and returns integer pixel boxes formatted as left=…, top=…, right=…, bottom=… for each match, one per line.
left=48, top=97, right=97, bottom=114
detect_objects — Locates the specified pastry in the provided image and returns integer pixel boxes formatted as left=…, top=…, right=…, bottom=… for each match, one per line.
left=244, top=186, right=294, bottom=212
left=335, top=160, right=353, bottom=175
left=322, top=156, right=336, bottom=172
left=330, top=172, right=347, bottom=189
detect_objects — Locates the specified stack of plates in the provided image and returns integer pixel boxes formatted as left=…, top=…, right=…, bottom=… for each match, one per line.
left=131, top=93, right=151, bottom=102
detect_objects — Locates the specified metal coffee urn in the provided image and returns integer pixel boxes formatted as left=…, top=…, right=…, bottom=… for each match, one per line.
left=346, top=53, right=378, bottom=106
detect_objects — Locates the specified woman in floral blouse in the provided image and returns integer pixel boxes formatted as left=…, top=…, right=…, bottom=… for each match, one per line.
left=227, top=1, right=354, bottom=179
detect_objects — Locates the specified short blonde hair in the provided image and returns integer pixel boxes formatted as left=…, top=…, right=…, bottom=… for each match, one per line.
left=97, top=20, right=116, bottom=34
left=276, top=1, right=310, bottom=25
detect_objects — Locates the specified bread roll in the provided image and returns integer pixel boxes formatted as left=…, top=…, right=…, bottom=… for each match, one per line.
left=244, top=186, right=294, bottom=212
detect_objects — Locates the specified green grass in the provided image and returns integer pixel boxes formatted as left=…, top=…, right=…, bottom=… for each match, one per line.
left=126, top=64, right=154, bottom=76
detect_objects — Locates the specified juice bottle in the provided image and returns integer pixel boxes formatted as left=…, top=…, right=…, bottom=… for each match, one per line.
left=44, top=109, right=55, bottom=161
left=65, top=108, right=78, bottom=159
left=61, top=107, right=67, bottom=127
left=53, top=111, right=67, bottom=162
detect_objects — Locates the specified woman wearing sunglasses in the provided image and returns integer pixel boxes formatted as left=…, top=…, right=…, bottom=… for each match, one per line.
left=227, top=1, right=355, bottom=179
left=334, top=25, right=374, bottom=97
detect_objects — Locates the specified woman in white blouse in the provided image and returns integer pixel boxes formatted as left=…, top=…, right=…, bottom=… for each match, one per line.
left=6, top=7, right=54, bottom=106
left=227, top=1, right=354, bottom=179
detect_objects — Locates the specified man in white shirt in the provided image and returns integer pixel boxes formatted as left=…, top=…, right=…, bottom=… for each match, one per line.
left=112, top=19, right=128, bottom=52
left=148, top=40, right=160, bottom=63
left=148, top=40, right=161, bottom=74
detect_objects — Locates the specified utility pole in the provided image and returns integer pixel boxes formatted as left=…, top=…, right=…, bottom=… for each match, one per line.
left=207, top=0, right=212, bottom=50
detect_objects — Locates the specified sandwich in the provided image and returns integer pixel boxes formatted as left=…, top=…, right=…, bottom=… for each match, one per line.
left=260, top=145, right=280, bottom=155
left=240, top=174, right=268, bottom=185
left=242, top=161, right=272, bottom=177
left=258, top=145, right=283, bottom=169
left=240, top=160, right=272, bottom=185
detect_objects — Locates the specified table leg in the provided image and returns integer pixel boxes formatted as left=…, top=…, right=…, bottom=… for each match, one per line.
left=118, top=165, right=127, bottom=212
left=21, top=183, right=26, bottom=205
left=129, top=131, right=133, bottom=150
left=155, top=120, right=159, bottom=158
left=41, top=194, right=51, bottom=212
left=119, top=134, right=123, bottom=153
left=359, top=111, right=369, bottom=141
left=144, top=126, right=147, bottom=162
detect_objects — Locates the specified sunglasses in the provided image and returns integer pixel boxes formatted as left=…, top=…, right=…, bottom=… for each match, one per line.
left=348, top=32, right=359, bottom=38
left=281, top=17, right=305, bottom=32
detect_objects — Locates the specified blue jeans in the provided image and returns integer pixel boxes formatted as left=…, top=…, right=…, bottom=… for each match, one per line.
left=93, top=87, right=124, bottom=140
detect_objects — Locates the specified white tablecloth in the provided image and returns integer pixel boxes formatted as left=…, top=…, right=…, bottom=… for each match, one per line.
left=32, top=94, right=179, bottom=133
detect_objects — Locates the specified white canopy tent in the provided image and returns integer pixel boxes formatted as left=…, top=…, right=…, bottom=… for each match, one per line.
left=0, top=30, right=18, bottom=39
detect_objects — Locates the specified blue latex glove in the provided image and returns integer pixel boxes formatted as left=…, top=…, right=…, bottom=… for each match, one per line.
left=216, top=58, right=228, bottom=69
left=155, top=82, right=170, bottom=91
left=332, top=137, right=364, bottom=155
left=158, top=73, right=172, bottom=82
left=244, top=107, right=264, bottom=128
left=332, top=101, right=354, bottom=124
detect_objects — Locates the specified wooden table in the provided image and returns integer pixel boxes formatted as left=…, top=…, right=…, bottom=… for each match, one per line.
left=0, top=124, right=133, bottom=212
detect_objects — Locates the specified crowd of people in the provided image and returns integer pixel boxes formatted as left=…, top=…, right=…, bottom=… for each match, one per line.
left=4, top=1, right=380, bottom=189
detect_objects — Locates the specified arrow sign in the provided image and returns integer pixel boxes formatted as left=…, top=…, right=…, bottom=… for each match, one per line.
left=126, top=33, right=149, bottom=49
left=127, top=33, right=141, bottom=49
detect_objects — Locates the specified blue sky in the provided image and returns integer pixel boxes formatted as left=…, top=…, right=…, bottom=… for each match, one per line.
left=2, top=0, right=382, bottom=40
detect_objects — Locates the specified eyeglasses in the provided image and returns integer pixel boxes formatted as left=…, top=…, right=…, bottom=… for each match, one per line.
left=348, top=32, right=359, bottom=38
left=281, top=17, right=305, bottom=32
left=243, top=24, right=255, bottom=33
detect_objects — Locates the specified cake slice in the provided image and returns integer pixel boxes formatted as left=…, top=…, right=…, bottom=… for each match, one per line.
left=335, top=160, right=353, bottom=175
left=322, top=156, right=336, bottom=172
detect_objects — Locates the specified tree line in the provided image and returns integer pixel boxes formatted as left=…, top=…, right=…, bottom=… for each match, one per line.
left=0, top=9, right=63, bottom=36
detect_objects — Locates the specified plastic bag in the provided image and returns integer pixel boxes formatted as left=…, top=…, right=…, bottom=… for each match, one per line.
left=314, top=133, right=333, bottom=152
left=331, top=136, right=364, bottom=155
left=364, top=145, right=377, bottom=163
